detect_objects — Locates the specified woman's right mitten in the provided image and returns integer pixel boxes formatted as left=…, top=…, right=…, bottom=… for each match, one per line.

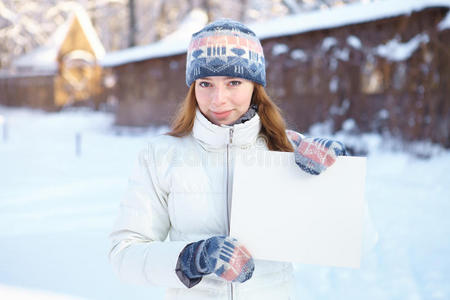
left=176, top=236, right=255, bottom=288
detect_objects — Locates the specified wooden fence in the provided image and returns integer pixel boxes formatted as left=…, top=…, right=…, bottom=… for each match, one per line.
left=0, top=73, right=56, bottom=109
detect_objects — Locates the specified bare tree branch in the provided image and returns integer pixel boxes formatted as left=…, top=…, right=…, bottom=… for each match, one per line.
left=282, top=0, right=302, bottom=14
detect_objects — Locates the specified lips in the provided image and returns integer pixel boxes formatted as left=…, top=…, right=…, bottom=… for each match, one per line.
left=212, top=110, right=232, bottom=119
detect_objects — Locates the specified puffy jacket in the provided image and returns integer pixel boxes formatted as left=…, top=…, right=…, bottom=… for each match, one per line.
left=109, top=110, right=377, bottom=300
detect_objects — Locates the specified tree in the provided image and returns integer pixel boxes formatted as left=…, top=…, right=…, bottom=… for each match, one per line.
left=0, top=0, right=380, bottom=70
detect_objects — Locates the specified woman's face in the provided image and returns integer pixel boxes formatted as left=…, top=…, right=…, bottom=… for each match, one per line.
left=195, top=76, right=254, bottom=125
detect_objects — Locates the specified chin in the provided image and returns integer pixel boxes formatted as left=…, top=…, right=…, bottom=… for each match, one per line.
left=219, top=118, right=237, bottom=126
left=209, top=116, right=234, bottom=126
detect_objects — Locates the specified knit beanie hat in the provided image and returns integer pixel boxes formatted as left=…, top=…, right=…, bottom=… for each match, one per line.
left=185, top=19, right=266, bottom=87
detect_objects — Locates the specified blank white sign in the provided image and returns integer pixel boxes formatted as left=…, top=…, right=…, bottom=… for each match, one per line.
left=230, top=151, right=366, bottom=268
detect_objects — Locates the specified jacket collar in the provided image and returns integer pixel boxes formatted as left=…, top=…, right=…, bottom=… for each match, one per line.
left=192, top=109, right=261, bottom=148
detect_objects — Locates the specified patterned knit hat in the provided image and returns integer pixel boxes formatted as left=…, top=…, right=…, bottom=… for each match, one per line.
left=186, top=19, right=266, bottom=87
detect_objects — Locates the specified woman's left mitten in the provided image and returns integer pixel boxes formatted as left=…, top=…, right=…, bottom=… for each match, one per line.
left=294, top=137, right=347, bottom=175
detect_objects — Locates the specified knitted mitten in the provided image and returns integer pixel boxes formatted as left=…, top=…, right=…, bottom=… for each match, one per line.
left=176, top=236, right=254, bottom=288
left=294, top=137, right=347, bottom=175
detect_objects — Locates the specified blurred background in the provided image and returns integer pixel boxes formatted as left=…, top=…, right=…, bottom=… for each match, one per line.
left=0, top=0, right=449, bottom=299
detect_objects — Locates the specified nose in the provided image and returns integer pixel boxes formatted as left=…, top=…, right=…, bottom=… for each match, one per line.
left=211, top=85, right=227, bottom=107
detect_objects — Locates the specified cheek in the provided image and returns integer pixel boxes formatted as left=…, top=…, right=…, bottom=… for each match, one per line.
left=195, top=89, right=210, bottom=113
left=233, top=89, right=253, bottom=110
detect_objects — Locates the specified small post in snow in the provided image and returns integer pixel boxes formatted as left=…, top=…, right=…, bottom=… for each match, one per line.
left=75, top=132, right=82, bottom=157
left=0, top=115, right=7, bottom=142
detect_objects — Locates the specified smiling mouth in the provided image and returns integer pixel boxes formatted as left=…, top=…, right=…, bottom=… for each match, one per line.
left=212, top=110, right=232, bottom=118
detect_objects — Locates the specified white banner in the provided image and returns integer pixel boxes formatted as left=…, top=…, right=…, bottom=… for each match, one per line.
left=230, top=151, right=366, bottom=268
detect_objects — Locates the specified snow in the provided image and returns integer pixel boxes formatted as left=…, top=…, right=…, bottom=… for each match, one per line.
left=72, top=7, right=105, bottom=59
left=0, top=2, right=17, bottom=24
left=438, top=11, right=450, bottom=30
left=346, top=35, right=362, bottom=49
left=321, top=37, right=338, bottom=51
left=11, top=46, right=60, bottom=73
left=341, top=119, right=357, bottom=132
left=100, top=39, right=189, bottom=69
left=329, top=76, right=339, bottom=93
left=100, top=9, right=208, bottom=68
left=329, top=99, right=350, bottom=116
left=375, top=33, right=430, bottom=61
left=290, top=49, right=308, bottom=61
left=0, top=284, right=83, bottom=300
left=377, top=109, right=389, bottom=119
left=1, top=105, right=450, bottom=300
left=333, top=48, right=350, bottom=61
left=272, top=43, right=290, bottom=56
left=251, top=0, right=450, bottom=40
left=0, top=106, right=166, bottom=299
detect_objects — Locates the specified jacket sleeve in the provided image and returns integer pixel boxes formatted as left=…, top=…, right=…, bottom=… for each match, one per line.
left=109, top=146, right=189, bottom=288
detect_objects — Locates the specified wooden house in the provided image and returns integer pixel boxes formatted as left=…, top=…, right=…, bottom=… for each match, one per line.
left=0, top=5, right=105, bottom=109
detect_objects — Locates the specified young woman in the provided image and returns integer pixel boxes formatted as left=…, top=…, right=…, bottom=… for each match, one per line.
left=109, top=19, right=351, bottom=300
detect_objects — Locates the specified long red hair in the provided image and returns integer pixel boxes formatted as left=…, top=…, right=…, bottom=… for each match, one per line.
left=167, top=84, right=294, bottom=152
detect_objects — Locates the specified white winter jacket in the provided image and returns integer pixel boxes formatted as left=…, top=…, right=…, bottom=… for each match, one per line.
left=109, top=110, right=377, bottom=300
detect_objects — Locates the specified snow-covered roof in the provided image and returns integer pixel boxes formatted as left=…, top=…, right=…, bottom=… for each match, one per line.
left=101, top=0, right=450, bottom=68
left=12, top=3, right=105, bottom=73
left=252, top=0, right=450, bottom=40
left=100, top=9, right=208, bottom=68
left=12, top=45, right=60, bottom=73
left=74, top=9, right=105, bottom=58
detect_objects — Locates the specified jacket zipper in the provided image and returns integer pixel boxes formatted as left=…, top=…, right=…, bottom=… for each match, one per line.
left=226, top=127, right=234, bottom=234
left=226, top=127, right=235, bottom=300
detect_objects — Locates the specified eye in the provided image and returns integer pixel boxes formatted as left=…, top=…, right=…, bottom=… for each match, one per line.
left=198, top=81, right=211, bottom=88
left=228, top=80, right=242, bottom=86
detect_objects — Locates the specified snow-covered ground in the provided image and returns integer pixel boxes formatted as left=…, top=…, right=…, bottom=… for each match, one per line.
left=0, top=106, right=449, bottom=300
